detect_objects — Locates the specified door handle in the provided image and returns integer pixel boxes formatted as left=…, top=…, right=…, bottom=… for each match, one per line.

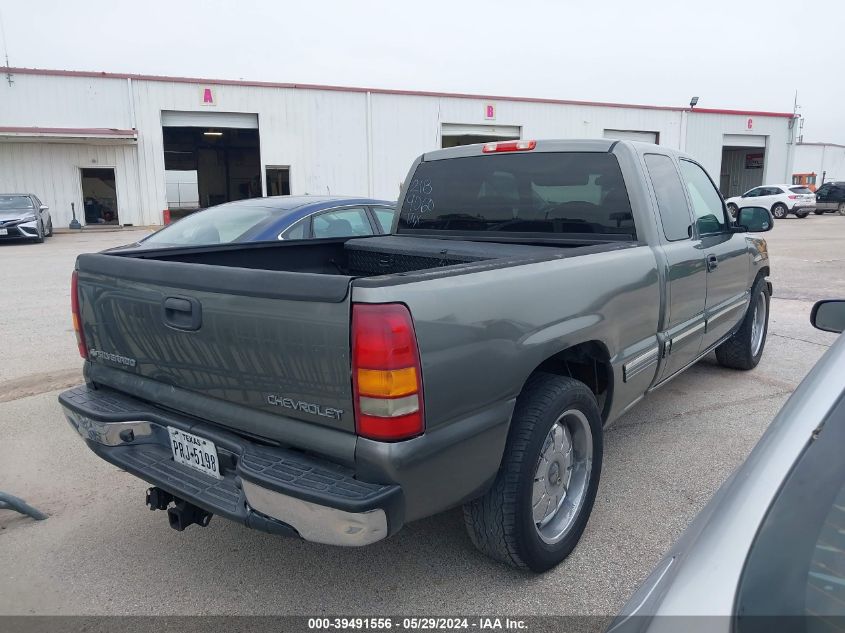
left=706, top=254, right=718, bottom=272
left=162, top=296, right=202, bottom=331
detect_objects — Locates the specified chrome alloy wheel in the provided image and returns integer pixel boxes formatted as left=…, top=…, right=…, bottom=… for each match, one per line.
left=750, top=290, right=767, bottom=357
left=532, top=409, right=593, bottom=544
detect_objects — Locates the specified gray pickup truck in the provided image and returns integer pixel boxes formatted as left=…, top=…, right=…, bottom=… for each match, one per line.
left=60, top=139, right=774, bottom=572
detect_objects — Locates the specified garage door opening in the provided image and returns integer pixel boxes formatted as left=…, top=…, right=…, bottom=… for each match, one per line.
left=603, top=129, right=659, bottom=144
left=81, top=168, right=120, bottom=225
left=719, top=135, right=767, bottom=198
left=441, top=123, right=520, bottom=149
left=162, top=111, right=261, bottom=218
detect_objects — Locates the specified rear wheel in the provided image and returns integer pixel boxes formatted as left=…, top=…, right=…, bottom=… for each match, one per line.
left=814, top=210, right=825, bottom=215
left=463, top=374, right=602, bottom=572
left=715, top=275, right=770, bottom=370
left=771, top=203, right=788, bottom=220
left=794, top=209, right=809, bottom=219
left=838, top=203, right=845, bottom=216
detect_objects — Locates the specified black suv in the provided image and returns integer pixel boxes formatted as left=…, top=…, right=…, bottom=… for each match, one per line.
left=814, top=181, right=845, bottom=215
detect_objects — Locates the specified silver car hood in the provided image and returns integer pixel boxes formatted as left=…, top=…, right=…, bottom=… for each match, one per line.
left=0, top=210, right=33, bottom=221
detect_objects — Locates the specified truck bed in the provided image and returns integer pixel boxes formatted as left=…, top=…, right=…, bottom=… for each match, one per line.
left=114, top=234, right=635, bottom=280
left=74, top=235, right=637, bottom=448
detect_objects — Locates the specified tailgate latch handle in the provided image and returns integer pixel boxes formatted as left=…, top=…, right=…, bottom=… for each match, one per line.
left=162, top=296, right=202, bottom=331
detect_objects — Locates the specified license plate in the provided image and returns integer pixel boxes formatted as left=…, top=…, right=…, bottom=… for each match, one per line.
left=0, top=229, right=7, bottom=235
left=168, top=427, right=221, bottom=479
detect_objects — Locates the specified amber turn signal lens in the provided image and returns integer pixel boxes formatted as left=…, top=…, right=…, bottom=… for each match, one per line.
left=356, top=367, right=418, bottom=398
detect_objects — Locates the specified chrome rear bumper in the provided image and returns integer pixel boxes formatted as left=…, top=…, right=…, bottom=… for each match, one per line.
left=60, top=385, right=401, bottom=546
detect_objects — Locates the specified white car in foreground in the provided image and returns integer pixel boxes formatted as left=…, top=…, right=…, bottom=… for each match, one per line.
left=725, top=184, right=816, bottom=219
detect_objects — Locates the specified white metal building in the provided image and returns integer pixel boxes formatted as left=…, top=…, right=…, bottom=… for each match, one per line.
left=793, top=142, right=845, bottom=187
left=0, top=67, right=799, bottom=228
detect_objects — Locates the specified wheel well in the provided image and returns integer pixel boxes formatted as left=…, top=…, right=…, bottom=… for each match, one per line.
left=530, top=341, right=613, bottom=421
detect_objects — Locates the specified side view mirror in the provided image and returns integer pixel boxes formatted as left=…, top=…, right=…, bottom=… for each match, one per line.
left=811, top=300, right=845, bottom=334
left=736, top=206, right=773, bottom=232
left=39, top=205, right=49, bottom=211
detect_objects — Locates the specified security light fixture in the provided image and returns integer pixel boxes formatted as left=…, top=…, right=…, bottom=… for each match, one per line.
left=689, top=96, right=699, bottom=109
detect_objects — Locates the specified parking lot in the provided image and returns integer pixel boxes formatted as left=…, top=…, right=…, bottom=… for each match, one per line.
left=0, top=215, right=842, bottom=616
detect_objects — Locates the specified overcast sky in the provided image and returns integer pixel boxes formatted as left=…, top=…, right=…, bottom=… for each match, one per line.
left=1, top=0, right=843, bottom=143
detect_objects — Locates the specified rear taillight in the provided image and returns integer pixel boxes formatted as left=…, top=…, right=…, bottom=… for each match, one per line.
left=482, top=140, right=537, bottom=153
left=71, top=270, right=88, bottom=359
left=788, top=195, right=797, bottom=200
left=352, top=303, right=424, bottom=441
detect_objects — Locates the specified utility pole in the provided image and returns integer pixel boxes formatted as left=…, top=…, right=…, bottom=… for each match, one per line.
left=0, top=8, right=13, bottom=87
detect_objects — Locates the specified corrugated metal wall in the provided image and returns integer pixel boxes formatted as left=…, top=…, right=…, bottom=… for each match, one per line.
left=0, top=71, right=795, bottom=227
left=685, top=112, right=792, bottom=186
left=0, top=142, right=140, bottom=227
left=794, top=144, right=845, bottom=182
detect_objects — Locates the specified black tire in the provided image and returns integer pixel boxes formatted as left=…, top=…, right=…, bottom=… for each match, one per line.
left=814, top=210, right=824, bottom=215
left=46, top=219, right=53, bottom=236
left=771, top=203, right=788, bottom=220
left=838, top=203, right=845, bottom=216
left=794, top=210, right=809, bottom=219
left=463, top=374, right=603, bottom=572
left=727, top=203, right=738, bottom=218
left=715, top=275, right=770, bottom=370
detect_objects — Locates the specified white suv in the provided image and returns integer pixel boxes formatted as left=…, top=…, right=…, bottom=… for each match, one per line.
left=725, top=184, right=816, bottom=219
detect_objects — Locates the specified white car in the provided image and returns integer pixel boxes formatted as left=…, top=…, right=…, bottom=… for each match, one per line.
left=725, top=184, right=816, bottom=219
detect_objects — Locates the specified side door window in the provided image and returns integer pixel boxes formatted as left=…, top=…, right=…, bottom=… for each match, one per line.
left=280, top=218, right=310, bottom=240
left=644, top=153, right=693, bottom=241
left=371, top=206, right=397, bottom=234
left=679, top=160, right=729, bottom=234
left=744, top=188, right=761, bottom=198
left=312, top=207, right=375, bottom=239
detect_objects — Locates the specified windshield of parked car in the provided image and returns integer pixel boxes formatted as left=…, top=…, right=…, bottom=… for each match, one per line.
left=0, top=195, right=33, bottom=210
left=397, top=152, right=635, bottom=239
left=140, top=203, right=277, bottom=247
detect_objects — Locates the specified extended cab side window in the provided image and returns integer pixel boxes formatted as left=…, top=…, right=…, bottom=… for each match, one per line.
left=644, top=154, right=692, bottom=241
left=679, top=160, right=728, bottom=235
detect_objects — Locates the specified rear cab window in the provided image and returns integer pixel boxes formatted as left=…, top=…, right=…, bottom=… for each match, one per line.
left=397, top=152, right=636, bottom=240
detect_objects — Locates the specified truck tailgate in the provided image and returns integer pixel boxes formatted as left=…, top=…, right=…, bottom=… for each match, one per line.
left=75, top=253, right=356, bottom=436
